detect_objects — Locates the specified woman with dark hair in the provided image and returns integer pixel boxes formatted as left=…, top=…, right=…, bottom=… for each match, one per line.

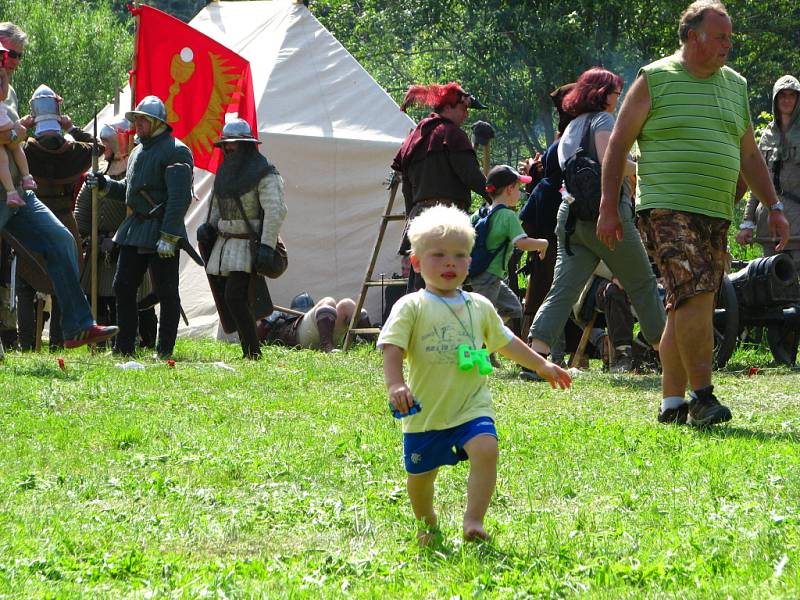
left=523, top=67, right=665, bottom=377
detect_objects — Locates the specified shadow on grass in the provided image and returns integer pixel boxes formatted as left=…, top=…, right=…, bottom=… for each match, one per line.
left=696, top=425, right=798, bottom=443
left=602, top=374, right=662, bottom=391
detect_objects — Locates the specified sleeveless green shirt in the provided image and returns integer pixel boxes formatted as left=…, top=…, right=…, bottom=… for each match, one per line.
left=636, top=55, right=751, bottom=221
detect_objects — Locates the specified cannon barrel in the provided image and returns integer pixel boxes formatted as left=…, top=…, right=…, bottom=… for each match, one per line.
left=727, top=254, right=800, bottom=308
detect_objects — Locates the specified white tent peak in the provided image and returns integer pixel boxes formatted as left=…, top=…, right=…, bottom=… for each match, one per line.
left=191, top=1, right=411, bottom=142
left=92, top=0, right=414, bottom=338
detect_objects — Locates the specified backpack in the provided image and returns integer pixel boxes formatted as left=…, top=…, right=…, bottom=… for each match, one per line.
left=563, top=112, right=602, bottom=255
left=563, top=112, right=602, bottom=221
left=469, top=204, right=511, bottom=277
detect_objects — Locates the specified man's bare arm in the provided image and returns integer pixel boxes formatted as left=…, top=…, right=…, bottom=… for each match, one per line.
left=739, top=125, right=790, bottom=250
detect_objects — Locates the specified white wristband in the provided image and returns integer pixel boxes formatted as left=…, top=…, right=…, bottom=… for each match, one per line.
left=739, top=221, right=755, bottom=230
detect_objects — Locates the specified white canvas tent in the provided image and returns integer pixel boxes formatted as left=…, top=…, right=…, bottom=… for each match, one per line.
left=96, top=0, right=414, bottom=338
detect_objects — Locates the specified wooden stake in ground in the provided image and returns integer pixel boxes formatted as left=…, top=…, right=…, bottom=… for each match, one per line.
left=90, top=108, right=99, bottom=322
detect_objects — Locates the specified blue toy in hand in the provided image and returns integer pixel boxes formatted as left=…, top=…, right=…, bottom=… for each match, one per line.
left=391, top=399, right=421, bottom=419
left=457, top=344, right=493, bottom=375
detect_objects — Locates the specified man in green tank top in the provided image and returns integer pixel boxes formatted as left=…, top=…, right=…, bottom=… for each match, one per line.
left=597, top=1, right=790, bottom=427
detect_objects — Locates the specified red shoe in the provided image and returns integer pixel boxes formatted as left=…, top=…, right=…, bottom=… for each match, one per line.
left=64, top=324, right=119, bottom=349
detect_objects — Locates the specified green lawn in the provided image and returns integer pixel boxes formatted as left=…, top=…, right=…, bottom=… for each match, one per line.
left=0, top=340, right=798, bottom=598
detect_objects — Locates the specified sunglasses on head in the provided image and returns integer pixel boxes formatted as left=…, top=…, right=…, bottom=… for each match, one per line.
left=6, top=49, right=23, bottom=60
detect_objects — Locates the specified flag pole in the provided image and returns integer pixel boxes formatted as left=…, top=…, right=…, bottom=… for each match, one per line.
left=131, top=2, right=140, bottom=113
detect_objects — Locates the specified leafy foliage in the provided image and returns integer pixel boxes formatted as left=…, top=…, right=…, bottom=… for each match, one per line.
left=0, top=0, right=132, bottom=127
left=314, top=0, right=800, bottom=164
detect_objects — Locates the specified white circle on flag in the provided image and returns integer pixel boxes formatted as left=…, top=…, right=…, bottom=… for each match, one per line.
left=180, top=47, right=194, bottom=62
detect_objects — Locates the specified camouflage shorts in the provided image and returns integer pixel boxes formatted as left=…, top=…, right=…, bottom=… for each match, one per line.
left=638, top=209, right=729, bottom=310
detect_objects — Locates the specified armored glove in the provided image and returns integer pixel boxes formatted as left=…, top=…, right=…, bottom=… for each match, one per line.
left=253, top=243, right=275, bottom=275
left=156, top=237, right=177, bottom=258
left=196, top=222, right=217, bottom=246
left=85, top=172, right=107, bottom=191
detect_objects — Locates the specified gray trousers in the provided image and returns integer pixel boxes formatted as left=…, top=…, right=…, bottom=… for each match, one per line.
left=530, top=200, right=665, bottom=348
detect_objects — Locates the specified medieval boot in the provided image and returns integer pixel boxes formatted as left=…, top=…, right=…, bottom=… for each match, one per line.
left=5, top=189, right=25, bottom=208
left=316, top=308, right=338, bottom=353
left=20, top=175, right=37, bottom=190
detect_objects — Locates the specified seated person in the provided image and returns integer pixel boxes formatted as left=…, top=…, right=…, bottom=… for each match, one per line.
left=572, top=261, right=662, bottom=373
left=257, top=293, right=370, bottom=353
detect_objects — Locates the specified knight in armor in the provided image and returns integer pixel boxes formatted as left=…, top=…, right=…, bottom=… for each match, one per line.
left=74, top=117, right=158, bottom=347
left=16, top=84, right=96, bottom=350
left=86, top=96, right=194, bottom=358
left=199, top=119, right=287, bottom=359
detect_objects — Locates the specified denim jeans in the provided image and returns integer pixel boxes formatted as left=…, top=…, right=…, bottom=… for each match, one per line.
left=0, top=191, right=93, bottom=339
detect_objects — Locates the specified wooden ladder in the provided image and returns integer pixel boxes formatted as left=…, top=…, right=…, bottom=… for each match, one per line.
left=342, top=172, right=407, bottom=351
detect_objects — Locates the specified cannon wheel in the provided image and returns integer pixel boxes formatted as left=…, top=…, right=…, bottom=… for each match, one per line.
left=767, top=324, right=799, bottom=367
left=713, top=275, right=739, bottom=369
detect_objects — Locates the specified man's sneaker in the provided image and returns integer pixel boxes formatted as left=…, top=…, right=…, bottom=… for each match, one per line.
left=687, top=393, right=732, bottom=427
left=658, top=403, right=688, bottom=425
left=64, top=324, right=119, bottom=349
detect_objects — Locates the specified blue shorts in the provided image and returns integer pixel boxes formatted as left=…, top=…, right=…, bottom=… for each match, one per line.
left=403, top=417, right=498, bottom=474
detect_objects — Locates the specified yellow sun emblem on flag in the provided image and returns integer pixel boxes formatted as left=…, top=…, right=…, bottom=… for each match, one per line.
left=165, top=47, right=242, bottom=155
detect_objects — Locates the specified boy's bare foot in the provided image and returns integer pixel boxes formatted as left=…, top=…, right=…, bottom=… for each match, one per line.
left=416, top=529, right=437, bottom=547
left=463, top=520, right=490, bottom=542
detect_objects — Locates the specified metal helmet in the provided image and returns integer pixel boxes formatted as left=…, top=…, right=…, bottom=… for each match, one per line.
left=290, top=292, right=315, bottom=313
left=213, top=118, right=260, bottom=146
left=30, top=84, right=61, bottom=136
left=125, top=95, right=169, bottom=127
left=100, top=117, right=132, bottom=158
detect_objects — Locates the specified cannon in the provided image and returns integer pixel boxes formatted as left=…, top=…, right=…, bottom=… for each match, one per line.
left=713, top=253, right=800, bottom=368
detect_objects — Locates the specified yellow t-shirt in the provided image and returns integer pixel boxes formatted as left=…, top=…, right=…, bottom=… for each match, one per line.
left=377, top=289, right=513, bottom=433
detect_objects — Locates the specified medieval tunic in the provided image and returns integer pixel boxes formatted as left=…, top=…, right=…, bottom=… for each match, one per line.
left=104, top=131, right=193, bottom=249
left=392, top=113, right=488, bottom=215
left=17, top=130, right=94, bottom=287
left=74, top=162, right=128, bottom=297
left=205, top=172, right=286, bottom=276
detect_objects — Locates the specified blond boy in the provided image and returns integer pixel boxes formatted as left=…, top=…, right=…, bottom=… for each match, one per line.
left=378, top=205, right=571, bottom=544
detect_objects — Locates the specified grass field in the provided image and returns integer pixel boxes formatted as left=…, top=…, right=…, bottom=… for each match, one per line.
left=0, top=340, right=798, bottom=598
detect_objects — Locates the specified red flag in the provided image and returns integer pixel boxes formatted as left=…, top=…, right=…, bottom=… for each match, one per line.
left=129, top=5, right=257, bottom=173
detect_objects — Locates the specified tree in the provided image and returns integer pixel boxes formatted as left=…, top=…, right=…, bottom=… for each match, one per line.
left=314, top=0, right=800, bottom=164
left=0, top=0, right=132, bottom=127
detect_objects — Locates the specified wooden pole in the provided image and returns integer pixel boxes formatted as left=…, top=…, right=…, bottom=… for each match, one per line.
left=34, top=296, right=44, bottom=352
left=481, top=142, right=490, bottom=176
left=90, top=109, right=99, bottom=322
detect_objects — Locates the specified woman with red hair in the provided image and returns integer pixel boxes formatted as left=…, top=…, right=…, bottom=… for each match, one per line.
left=522, top=67, right=665, bottom=379
left=392, top=82, right=490, bottom=291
